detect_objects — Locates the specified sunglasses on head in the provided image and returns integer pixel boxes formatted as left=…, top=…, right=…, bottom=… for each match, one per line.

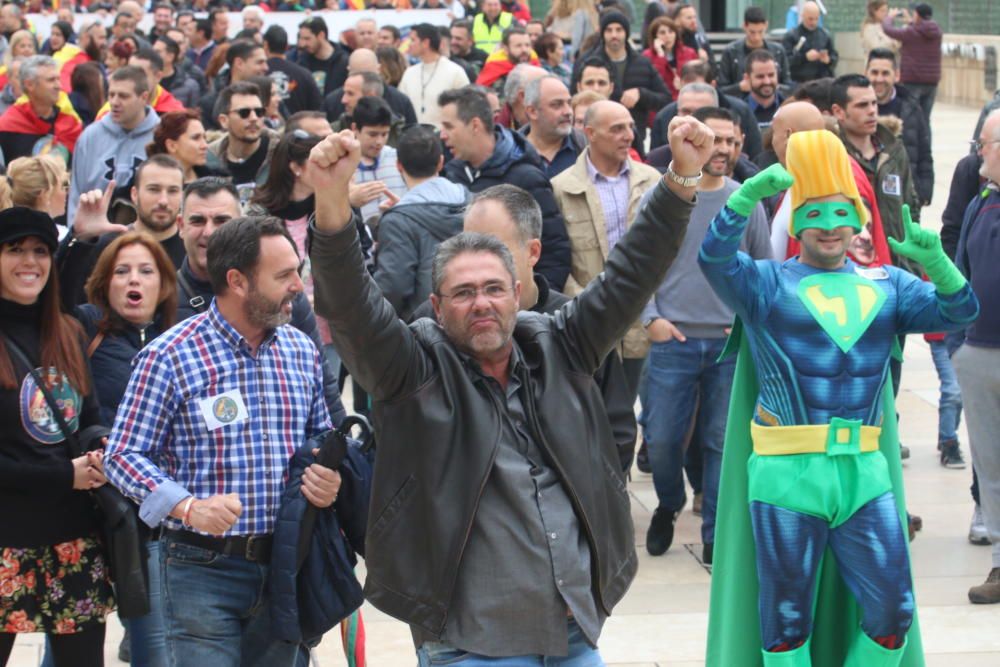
left=230, top=107, right=265, bottom=119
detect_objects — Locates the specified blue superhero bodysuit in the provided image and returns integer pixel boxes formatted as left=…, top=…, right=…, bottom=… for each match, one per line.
left=699, top=204, right=979, bottom=666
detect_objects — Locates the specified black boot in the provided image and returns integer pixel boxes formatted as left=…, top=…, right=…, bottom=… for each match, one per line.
left=646, top=507, right=679, bottom=556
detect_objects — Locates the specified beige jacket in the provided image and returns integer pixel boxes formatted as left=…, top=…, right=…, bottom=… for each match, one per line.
left=552, top=150, right=662, bottom=359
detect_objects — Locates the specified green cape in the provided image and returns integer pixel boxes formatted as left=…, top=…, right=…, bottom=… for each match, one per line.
left=705, top=329, right=924, bottom=666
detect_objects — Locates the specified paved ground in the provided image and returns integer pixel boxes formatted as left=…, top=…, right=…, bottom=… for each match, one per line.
left=9, top=102, right=1000, bottom=666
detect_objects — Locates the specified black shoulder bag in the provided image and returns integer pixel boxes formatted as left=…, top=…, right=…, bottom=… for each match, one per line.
left=2, top=335, right=151, bottom=618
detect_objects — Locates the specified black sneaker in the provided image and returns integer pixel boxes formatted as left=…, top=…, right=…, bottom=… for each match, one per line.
left=702, top=542, right=713, bottom=566
left=646, top=508, right=679, bottom=556
left=636, top=439, right=651, bottom=473
left=940, top=440, right=967, bottom=469
left=900, top=444, right=911, bottom=460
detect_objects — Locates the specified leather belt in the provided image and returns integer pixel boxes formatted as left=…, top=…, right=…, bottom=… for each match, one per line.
left=163, top=528, right=273, bottom=564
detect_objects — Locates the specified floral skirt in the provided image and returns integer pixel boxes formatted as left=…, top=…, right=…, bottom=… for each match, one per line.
left=0, top=536, right=116, bottom=634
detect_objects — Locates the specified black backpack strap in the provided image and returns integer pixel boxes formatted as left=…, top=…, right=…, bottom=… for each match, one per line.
left=176, top=269, right=207, bottom=313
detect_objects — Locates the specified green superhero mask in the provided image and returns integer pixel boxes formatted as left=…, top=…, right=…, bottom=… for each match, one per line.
left=793, top=201, right=863, bottom=236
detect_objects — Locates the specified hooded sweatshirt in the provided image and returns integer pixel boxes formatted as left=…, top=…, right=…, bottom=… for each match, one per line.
left=443, top=125, right=571, bottom=289
left=68, top=107, right=160, bottom=225
left=374, top=177, right=470, bottom=321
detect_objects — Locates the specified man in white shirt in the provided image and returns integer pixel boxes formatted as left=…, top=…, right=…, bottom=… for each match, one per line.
left=398, top=23, right=470, bottom=127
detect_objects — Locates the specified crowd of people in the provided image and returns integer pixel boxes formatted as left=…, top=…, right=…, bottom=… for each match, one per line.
left=0, top=0, right=998, bottom=665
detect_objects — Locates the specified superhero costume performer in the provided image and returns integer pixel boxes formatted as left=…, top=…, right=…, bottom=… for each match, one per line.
left=700, top=130, right=979, bottom=667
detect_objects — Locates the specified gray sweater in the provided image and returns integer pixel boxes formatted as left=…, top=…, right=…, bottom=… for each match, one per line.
left=641, top=178, right=771, bottom=338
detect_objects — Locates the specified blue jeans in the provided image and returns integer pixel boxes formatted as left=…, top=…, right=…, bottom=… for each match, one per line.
left=643, top=338, right=735, bottom=544
left=929, top=339, right=963, bottom=443
left=159, top=535, right=297, bottom=667
left=416, top=619, right=603, bottom=666
left=750, top=493, right=914, bottom=651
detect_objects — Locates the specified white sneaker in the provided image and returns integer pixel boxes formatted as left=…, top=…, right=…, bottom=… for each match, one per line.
left=970, top=505, right=990, bottom=545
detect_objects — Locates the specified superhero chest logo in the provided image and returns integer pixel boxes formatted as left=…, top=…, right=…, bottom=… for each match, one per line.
left=796, top=273, right=886, bottom=354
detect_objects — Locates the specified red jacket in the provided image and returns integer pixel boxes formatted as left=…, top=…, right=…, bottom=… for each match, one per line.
left=642, top=44, right=697, bottom=99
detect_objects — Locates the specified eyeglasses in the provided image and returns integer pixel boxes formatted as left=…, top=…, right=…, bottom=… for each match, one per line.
left=970, top=139, right=1000, bottom=152
left=438, top=283, right=512, bottom=305
left=230, top=106, right=265, bottom=119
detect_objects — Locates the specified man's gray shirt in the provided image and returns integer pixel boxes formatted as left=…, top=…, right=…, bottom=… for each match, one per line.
left=412, top=347, right=602, bottom=656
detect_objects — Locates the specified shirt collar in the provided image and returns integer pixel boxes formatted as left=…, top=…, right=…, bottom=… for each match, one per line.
left=585, top=149, right=629, bottom=183
left=358, top=146, right=388, bottom=172
left=207, top=299, right=277, bottom=354
left=748, top=91, right=782, bottom=112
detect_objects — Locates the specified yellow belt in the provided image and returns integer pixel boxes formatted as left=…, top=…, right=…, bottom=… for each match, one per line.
left=751, top=421, right=881, bottom=456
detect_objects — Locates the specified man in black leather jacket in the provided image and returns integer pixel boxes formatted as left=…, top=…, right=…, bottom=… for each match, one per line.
left=175, top=177, right=347, bottom=424
left=306, top=116, right=713, bottom=660
left=409, top=184, right=638, bottom=473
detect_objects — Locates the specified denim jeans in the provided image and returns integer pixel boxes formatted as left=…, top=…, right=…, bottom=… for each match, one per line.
left=904, top=82, right=937, bottom=128
left=416, top=619, right=603, bottom=666
left=128, top=539, right=168, bottom=667
left=159, top=535, right=297, bottom=667
left=929, top=339, right=962, bottom=443
left=643, top=338, right=735, bottom=544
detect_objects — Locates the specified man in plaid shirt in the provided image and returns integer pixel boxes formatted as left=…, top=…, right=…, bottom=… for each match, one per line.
left=105, top=216, right=341, bottom=667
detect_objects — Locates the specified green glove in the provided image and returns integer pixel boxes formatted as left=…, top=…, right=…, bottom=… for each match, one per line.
left=727, top=163, right=795, bottom=217
left=887, top=204, right=967, bottom=295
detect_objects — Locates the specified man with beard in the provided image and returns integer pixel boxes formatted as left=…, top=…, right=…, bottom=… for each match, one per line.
left=206, top=81, right=279, bottom=205
left=735, top=49, right=792, bottom=132
left=296, top=16, right=349, bottom=97
left=57, top=21, right=107, bottom=91
left=58, top=154, right=187, bottom=306
left=522, top=75, right=584, bottom=178
left=397, top=23, right=469, bottom=128
left=306, top=109, right=713, bottom=663
left=105, top=210, right=343, bottom=667
left=571, top=10, right=670, bottom=154
left=637, top=106, right=770, bottom=560
left=475, top=25, right=538, bottom=91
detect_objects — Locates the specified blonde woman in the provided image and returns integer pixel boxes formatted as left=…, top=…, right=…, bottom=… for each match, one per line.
left=861, top=0, right=900, bottom=57
left=0, top=156, right=69, bottom=221
left=544, top=0, right=596, bottom=55
left=0, top=30, right=37, bottom=88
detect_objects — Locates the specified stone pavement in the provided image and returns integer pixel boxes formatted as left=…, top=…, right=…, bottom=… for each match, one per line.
left=9, top=102, right=1000, bottom=666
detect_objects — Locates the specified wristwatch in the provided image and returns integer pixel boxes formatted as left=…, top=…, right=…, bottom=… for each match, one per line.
left=665, top=162, right=702, bottom=188
left=642, top=317, right=658, bottom=329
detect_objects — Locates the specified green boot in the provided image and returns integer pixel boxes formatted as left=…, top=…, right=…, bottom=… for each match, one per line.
left=844, top=632, right=907, bottom=667
left=761, top=639, right=812, bottom=667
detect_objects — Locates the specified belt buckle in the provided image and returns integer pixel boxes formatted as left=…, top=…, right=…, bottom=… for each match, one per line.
left=826, top=417, right=863, bottom=456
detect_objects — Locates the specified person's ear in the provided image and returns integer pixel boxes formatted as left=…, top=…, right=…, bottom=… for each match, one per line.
left=430, top=292, right=442, bottom=320
left=227, top=268, right=248, bottom=297
left=130, top=184, right=139, bottom=206
left=527, top=238, right=541, bottom=268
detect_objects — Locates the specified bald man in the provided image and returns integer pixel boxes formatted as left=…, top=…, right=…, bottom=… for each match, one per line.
left=552, top=100, right=663, bottom=405
left=782, top=1, right=838, bottom=82
left=321, top=48, right=417, bottom=126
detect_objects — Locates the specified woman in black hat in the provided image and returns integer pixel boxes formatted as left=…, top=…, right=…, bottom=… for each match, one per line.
left=0, top=207, right=114, bottom=667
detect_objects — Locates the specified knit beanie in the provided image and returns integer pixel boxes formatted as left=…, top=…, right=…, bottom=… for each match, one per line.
left=599, top=10, right=630, bottom=37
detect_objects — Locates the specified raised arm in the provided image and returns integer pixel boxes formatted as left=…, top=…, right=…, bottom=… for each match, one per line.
left=307, top=131, right=431, bottom=401
left=698, top=164, right=792, bottom=323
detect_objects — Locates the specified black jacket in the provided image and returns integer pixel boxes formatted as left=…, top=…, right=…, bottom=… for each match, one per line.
left=161, top=62, right=202, bottom=109
left=717, top=39, right=792, bottom=93
left=75, top=305, right=166, bottom=426
left=268, top=56, right=323, bottom=116
left=443, top=126, right=571, bottom=290
left=942, top=153, right=985, bottom=260
left=782, top=24, right=838, bottom=82
left=174, top=258, right=348, bottom=425
left=322, top=85, right=418, bottom=128
left=650, top=94, right=762, bottom=160
left=879, top=84, right=934, bottom=204
left=570, top=43, right=671, bottom=153
left=296, top=46, right=350, bottom=97
left=309, top=178, right=694, bottom=637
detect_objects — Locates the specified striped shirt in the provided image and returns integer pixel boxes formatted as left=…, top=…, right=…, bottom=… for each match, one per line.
left=354, top=145, right=408, bottom=223
left=585, top=151, right=631, bottom=250
left=105, top=300, right=331, bottom=536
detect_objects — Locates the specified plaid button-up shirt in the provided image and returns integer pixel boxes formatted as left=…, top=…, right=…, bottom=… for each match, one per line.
left=105, top=300, right=331, bottom=536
